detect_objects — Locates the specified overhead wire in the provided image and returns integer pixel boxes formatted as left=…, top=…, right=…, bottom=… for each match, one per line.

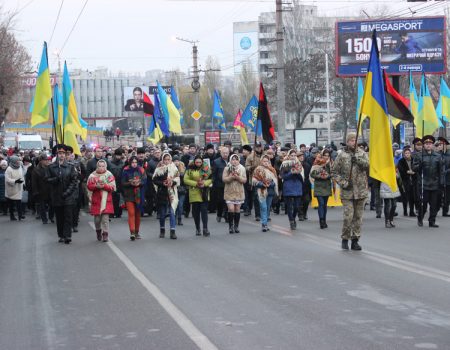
left=59, top=0, right=90, bottom=54
left=48, top=0, right=65, bottom=47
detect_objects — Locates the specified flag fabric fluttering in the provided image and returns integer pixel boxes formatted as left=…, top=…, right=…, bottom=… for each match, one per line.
left=233, top=109, right=249, bottom=145
left=157, top=82, right=182, bottom=134
left=355, top=77, right=366, bottom=132
left=30, top=42, right=52, bottom=127
left=212, top=90, right=226, bottom=130
left=153, top=92, right=170, bottom=137
left=62, top=61, right=87, bottom=144
left=241, top=95, right=261, bottom=135
left=409, top=71, right=419, bottom=125
left=53, top=84, right=64, bottom=143
left=383, top=70, right=414, bottom=126
left=147, top=111, right=164, bottom=144
left=257, top=82, right=275, bottom=144
left=436, top=77, right=450, bottom=127
left=170, top=86, right=184, bottom=125
left=143, top=91, right=154, bottom=116
left=417, top=72, right=439, bottom=137
left=360, top=31, right=397, bottom=192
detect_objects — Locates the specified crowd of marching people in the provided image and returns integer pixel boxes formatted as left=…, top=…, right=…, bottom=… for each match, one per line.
left=0, top=133, right=448, bottom=249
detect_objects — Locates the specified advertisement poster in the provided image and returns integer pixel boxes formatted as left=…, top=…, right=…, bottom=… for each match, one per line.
left=336, top=17, right=446, bottom=76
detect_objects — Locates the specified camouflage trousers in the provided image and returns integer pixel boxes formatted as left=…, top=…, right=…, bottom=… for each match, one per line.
left=341, top=198, right=367, bottom=240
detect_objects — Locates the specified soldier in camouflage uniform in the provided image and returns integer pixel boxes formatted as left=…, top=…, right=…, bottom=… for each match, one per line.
left=331, top=133, right=369, bottom=251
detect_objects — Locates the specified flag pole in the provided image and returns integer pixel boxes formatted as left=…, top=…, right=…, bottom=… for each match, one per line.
left=45, top=42, right=58, bottom=145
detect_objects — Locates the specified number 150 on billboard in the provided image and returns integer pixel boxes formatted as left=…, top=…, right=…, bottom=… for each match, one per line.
left=335, top=16, right=446, bottom=77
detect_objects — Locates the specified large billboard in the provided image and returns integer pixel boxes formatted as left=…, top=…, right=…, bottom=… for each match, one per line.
left=336, top=16, right=446, bottom=76
left=123, top=86, right=172, bottom=113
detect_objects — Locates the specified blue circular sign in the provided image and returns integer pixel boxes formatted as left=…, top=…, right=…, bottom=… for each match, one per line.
left=240, top=37, right=252, bottom=50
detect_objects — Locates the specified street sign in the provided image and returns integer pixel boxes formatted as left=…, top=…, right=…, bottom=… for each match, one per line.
left=191, top=110, right=202, bottom=120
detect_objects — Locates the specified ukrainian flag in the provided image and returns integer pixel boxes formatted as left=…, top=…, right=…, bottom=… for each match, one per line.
left=360, top=31, right=397, bottom=192
left=157, top=82, right=182, bottom=134
left=418, top=73, right=439, bottom=137
left=147, top=114, right=164, bottom=144
left=355, top=77, right=366, bottom=132
left=436, top=77, right=450, bottom=127
left=409, top=71, right=419, bottom=122
left=30, top=42, right=52, bottom=127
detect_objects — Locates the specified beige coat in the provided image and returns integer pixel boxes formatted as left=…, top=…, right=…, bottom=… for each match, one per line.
left=5, top=166, right=24, bottom=200
left=223, top=164, right=246, bottom=201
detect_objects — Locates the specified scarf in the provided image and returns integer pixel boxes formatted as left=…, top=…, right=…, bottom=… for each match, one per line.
left=153, top=157, right=180, bottom=212
left=9, top=156, right=21, bottom=169
left=88, top=169, right=116, bottom=212
left=252, top=165, right=278, bottom=199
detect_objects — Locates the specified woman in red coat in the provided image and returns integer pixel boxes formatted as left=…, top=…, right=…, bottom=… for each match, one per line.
left=87, top=160, right=116, bottom=242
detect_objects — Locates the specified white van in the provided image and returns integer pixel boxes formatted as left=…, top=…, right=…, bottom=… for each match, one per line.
left=18, top=134, right=43, bottom=151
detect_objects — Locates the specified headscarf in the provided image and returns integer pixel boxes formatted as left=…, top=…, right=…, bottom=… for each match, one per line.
left=252, top=155, right=278, bottom=198
left=153, top=152, right=180, bottom=211
left=0, top=160, right=7, bottom=169
left=122, top=155, right=146, bottom=207
left=88, top=159, right=116, bottom=213
left=9, top=156, right=21, bottom=169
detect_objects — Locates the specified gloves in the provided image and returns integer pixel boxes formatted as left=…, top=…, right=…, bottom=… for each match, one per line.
left=15, top=179, right=24, bottom=184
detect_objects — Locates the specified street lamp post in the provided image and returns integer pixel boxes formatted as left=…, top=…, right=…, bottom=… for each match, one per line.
left=176, top=37, right=201, bottom=144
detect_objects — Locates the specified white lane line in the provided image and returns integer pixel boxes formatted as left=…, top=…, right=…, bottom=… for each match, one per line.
left=243, top=219, right=450, bottom=284
left=89, top=223, right=218, bottom=350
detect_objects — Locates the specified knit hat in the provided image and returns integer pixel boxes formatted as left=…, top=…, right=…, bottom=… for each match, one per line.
left=0, top=160, right=7, bottom=168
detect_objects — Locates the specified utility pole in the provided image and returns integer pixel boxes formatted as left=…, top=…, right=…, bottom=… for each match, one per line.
left=276, top=0, right=286, bottom=145
left=176, top=37, right=200, bottom=144
left=325, top=53, right=331, bottom=145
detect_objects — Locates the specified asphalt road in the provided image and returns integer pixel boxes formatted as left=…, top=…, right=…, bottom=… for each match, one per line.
left=0, top=205, right=449, bottom=350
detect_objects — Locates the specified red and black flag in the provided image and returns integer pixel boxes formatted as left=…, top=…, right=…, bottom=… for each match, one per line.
left=383, top=70, right=414, bottom=122
left=143, top=91, right=154, bottom=116
left=257, top=82, right=275, bottom=144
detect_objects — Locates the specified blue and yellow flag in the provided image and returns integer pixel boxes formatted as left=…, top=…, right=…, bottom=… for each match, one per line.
left=157, top=82, right=182, bottom=134
left=409, top=71, right=419, bottom=123
left=417, top=73, right=439, bottom=137
left=62, top=61, right=86, bottom=142
left=212, top=90, right=226, bottom=130
left=147, top=114, right=164, bottom=145
left=170, top=86, right=184, bottom=125
left=241, top=95, right=260, bottom=134
left=360, top=31, right=397, bottom=191
left=53, top=84, right=64, bottom=143
left=30, top=42, right=52, bottom=127
left=436, top=77, right=450, bottom=127
left=154, top=92, right=170, bottom=137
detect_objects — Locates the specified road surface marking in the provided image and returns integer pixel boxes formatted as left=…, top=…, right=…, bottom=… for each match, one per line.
left=89, top=223, right=219, bottom=350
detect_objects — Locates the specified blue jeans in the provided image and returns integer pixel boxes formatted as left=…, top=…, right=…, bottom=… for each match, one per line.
left=158, top=203, right=176, bottom=229
left=285, top=196, right=301, bottom=222
left=176, top=193, right=186, bottom=220
left=317, top=196, right=329, bottom=220
left=259, top=195, right=274, bottom=226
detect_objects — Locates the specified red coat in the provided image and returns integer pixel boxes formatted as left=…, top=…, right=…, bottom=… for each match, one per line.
left=87, top=173, right=115, bottom=216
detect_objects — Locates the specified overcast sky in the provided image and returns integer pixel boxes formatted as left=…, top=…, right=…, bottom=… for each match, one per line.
left=2, top=0, right=448, bottom=76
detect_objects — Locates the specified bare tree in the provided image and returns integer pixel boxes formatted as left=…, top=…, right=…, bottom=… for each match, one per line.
left=0, top=9, right=31, bottom=123
left=284, top=53, right=326, bottom=128
left=237, top=60, right=258, bottom=109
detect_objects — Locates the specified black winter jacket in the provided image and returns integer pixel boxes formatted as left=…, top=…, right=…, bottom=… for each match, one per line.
left=46, top=161, right=79, bottom=206
left=412, top=151, right=441, bottom=191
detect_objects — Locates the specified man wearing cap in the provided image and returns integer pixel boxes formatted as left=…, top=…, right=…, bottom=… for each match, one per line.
left=245, top=141, right=263, bottom=220
left=438, top=137, right=450, bottom=217
left=46, top=145, right=79, bottom=244
left=412, top=135, right=441, bottom=227
left=332, top=132, right=369, bottom=250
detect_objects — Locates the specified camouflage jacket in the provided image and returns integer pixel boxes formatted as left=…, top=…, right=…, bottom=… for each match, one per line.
left=331, top=147, right=369, bottom=200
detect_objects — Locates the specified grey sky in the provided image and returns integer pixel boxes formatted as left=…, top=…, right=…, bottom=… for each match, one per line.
left=2, top=0, right=448, bottom=76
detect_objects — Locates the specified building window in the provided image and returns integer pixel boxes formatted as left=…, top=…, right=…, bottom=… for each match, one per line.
left=260, top=52, right=269, bottom=59
left=310, top=115, right=314, bottom=123
left=319, top=115, right=324, bottom=123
